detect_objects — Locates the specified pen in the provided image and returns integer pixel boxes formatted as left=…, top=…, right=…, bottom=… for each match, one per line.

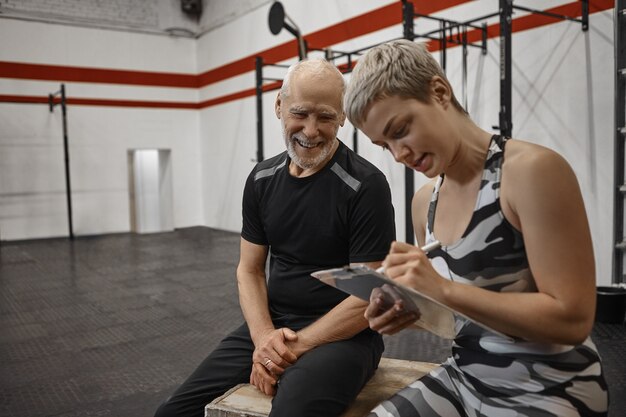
left=375, top=240, right=441, bottom=274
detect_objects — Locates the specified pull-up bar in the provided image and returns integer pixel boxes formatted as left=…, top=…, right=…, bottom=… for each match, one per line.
left=48, top=84, right=74, bottom=240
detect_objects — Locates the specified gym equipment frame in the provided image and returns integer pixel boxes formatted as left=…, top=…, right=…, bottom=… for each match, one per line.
left=255, top=0, right=589, bottom=245
left=48, top=83, right=74, bottom=240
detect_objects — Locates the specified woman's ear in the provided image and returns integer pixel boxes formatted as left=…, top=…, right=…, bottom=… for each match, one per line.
left=430, top=76, right=452, bottom=108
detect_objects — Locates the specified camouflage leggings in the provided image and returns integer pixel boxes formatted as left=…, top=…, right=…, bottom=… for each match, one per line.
left=368, top=355, right=608, bottom=417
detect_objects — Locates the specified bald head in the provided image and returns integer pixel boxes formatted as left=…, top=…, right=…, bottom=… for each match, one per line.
left=280, top=58, right=346, bottom=100
left=274, top=58, right=346, bottom=175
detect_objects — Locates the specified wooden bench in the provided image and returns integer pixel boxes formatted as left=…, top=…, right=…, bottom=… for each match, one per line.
left=205, top=357, right=438, bottom=417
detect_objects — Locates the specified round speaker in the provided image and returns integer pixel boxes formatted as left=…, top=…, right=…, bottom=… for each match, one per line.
left=268, top=2, right=285, bottom=35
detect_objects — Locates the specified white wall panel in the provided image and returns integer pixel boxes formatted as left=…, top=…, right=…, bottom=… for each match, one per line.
left=0, top=15, right=202, bottom=240
left=1, top=194, right=70, bottom=240
left=0, top=103, right=203, bottom=239
left=0, top=19, right=196, bottom=72
left=200, top=97, right=256, bottom=232
left=0, top=79, right=198, bottom=103
left=507, top=12, right=614, bottom=285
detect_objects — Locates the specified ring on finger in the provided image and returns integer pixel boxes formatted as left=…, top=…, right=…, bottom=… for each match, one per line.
left=264, top=358, right=272, bottom=368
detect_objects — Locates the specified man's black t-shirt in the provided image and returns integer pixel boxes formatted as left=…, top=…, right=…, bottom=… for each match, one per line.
left=242, top=141, right=396, bottom=317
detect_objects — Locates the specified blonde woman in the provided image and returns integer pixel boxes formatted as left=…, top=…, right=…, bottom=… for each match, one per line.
left=345, top=39, right=608, bottom=417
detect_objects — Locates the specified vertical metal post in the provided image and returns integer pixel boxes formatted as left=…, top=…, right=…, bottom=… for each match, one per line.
left=404, top=165, right=415, bottom=244
left=614, top=1, right=626, bottom=283
left=301, top=39, right=308, bottom=61
left=61, top=85, right=73, bottom=239
left=402, top=0, right=414, bottom=40
left=462, top=26, right=468, bottom=111
left=440, top=21, right=447, bottom=72
left=499, top=0, right=513, bottom=138
left=57, top=84, right=74, bottom=240
left=255, top=56, right=264, bottom=162
left=402, top=0, right=415, bottom=245
left=481, top=23, right=488, bottom=55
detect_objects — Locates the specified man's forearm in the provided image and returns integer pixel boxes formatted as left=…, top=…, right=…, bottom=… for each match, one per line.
left=237, top=271, right=275, bottom=345
left=294, top=260, right=383, bottom=353
left=295, top=296, right=370, bottom=353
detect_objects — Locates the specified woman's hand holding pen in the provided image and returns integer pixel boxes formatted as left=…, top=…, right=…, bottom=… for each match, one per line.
left=364, top=240, right=443, bottom=335
left=383, top=241, right=446, bottom=301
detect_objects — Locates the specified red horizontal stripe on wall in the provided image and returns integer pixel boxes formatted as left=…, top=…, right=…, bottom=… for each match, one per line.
left=197, top=0, right=468, bottom=87
left=0, top=94, right=199, bottom=109
left=199, top=88, right=257, bottom=108
left=0, top=61, right=199, bottom=88
left=66, top=97, right=199, bottom=109
left=0, top=94, right=50, bottom=104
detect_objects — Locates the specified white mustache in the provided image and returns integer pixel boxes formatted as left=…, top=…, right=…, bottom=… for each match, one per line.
left=291, top=132, right=316, bottom=145
left=291, top=132, right=318, bottom=148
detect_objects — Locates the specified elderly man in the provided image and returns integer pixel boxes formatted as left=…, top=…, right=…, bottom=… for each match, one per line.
left=155, top=58, right=396, bottom=417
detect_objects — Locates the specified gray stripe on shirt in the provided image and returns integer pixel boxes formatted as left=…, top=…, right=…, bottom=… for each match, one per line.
left=254, top=159, right=287, bottom=181
left=330, top=162, right=361, bottom=192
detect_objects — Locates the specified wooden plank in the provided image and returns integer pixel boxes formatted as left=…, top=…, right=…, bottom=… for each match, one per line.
left=205, top=358, right=439, bottom=417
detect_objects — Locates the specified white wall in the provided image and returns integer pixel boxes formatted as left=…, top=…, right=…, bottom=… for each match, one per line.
left=0, top=19, right=203, bottom=239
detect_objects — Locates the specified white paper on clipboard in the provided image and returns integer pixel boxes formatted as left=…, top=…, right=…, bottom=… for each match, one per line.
left=312, top=265, right=513, bottom=341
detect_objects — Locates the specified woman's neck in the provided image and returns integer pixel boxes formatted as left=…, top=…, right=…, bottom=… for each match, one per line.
left=444, top=122, right=492, bottom=186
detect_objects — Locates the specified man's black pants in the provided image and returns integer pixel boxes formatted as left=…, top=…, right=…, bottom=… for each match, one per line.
left=154, top=316, right=383, bottom=417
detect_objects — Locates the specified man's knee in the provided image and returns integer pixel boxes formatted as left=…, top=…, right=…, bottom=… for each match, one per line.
left=269, top=369, right=355, bottom=417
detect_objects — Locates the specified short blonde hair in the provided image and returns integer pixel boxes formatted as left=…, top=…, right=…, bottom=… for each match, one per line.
left=344, top=39, right=466, bottom=128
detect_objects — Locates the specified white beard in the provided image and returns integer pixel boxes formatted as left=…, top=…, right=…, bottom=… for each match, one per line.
left=282, top=121, right=336, bottom=170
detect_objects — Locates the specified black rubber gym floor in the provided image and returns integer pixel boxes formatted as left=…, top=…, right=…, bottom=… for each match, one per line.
left=0, top=227, right=624, bottom=417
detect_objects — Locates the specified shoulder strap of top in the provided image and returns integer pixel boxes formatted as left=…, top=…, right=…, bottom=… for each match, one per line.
left=485, top=134, right=507, bottom=174
left=426, top=175, right=443, bottom=235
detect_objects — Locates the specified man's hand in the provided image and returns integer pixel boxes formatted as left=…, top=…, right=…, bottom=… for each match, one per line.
left=283, top=331, right=316, bottom=358
left=250, top=328, right=298, bottom=395
left=250, top=362, right=278, bottom=396
left=252, top=328, right=298, bottom=374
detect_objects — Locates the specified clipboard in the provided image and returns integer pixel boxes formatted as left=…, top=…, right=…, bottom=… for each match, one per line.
left=312, top=265, right=513, bottom=340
